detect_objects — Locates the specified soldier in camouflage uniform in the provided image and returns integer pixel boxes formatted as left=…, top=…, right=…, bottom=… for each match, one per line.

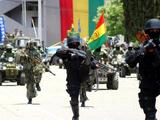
left=79, top=45, right=90, bottom=107
left=1, top=44, right=15, bottom=62
left=112, top=44, right=124, bottom=57
left=33, top=43, right=44, bottom=91
left=17, top=41, right=43, bottom=104
left=80, top=45, right=98, bottom=107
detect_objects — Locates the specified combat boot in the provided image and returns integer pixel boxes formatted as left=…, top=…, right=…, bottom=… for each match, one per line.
left=145, top=113, right=157, bottom=120
left=28, top=98, right=32, bottom=104
left=36, top=83, right=41, bottom=91
left=70, top=102, right=79, bottom=120
left=81, top=101, right=85, bottom=107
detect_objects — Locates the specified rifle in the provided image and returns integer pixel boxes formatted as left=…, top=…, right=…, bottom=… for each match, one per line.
left=22, top=50, right=56, bottom=76
left=33, top=56, right=56, bottom=76
left=61, top=46, right=87, bottom=59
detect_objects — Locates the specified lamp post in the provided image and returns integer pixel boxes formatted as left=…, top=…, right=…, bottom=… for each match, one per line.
left=38, top=0, right=42, bottom=42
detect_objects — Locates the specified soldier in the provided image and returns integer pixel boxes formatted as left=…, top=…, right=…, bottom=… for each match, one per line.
left=125, top=43, right=135, bottom=59
left=18, top=41, right=42, bottom=104
left=79, top=45, right=91, bottom=107
left=125, top=18, right=160, bottom=120
left=33, top=42, right=43, bottom=91
left=1, top=44, right=14, bottom=61
left=112, top=44, right=124, bottom=57
left=50, top=36, right=87, bottom=120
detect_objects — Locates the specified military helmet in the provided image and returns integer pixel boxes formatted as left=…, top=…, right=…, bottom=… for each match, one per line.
left=67, top=35, right=80, bottom=48
left=6, top=44, right=13, bottom=49
left=144, top=18, right=160, bottom=31
left=144, top=18, right=160, bottom=39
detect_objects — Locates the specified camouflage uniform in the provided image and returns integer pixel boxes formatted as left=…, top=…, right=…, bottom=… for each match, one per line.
left=17, top=42, right=42, bottom=104
left=79, top=47, right=91, bottom=107
left=35, top=46, right=45, bottom=91
left=1, top=44, right=14, bottom=62
left=80, top=47, right=97, bottom=107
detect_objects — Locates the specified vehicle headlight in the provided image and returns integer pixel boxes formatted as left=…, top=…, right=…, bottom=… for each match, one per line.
left=2, top=66, right=6, bottom=70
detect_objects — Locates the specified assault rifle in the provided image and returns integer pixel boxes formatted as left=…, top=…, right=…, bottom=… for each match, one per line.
left=60, top=46, right=87, bottom=59
left=32, top=56, right=56, bottom=76
left=22, top=50, right=56, bottom=76
left=93, top=60, right=117, bottom=72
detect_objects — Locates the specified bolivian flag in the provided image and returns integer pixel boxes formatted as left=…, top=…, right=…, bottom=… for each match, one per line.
left=87, top=14, right=107, bottom=50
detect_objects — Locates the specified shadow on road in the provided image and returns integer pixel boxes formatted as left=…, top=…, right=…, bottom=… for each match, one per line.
left=13, top=103, right=40, bottom=105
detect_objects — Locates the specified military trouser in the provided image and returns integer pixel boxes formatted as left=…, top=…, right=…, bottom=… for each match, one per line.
left=26, top=72, right=37, bottom=99
left=34, top=74, right=42, bottom=84
left=80, top=82, right=88, bottom=104
left=138, top=88, right=159, bottom=119
left=66, top=84, right=80, bottom=120
left=70, top=97, right=79, bottom=120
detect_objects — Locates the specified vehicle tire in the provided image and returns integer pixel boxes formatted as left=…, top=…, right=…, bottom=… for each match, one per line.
left=59, top=64, right=63, bottom=69
left=0, top=72, right=3, bottom=86
left=119, top=66, right=126, bottom=78
left=112, top=79, right=119, bottom=90
left=107, top=74, right=113, bottom=89
left=107, top=73, right=119, bottom=90
left=17, top=72, right=25, bottom=86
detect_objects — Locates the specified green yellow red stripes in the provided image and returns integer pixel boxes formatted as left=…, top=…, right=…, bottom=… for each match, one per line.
left=89, top=0, right=104, bottom=37
left=87, top=23, right=106, bottom=44
left=87, top=13, right=107, bottom=50
left=59, top=0, right=104, bottom=41
left=88, top=35, right=106, bottom=50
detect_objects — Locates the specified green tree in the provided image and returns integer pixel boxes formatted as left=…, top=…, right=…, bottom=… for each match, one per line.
left=122, top=0, right=160, bottom=42
left=94, top=0, right=125, bottom=36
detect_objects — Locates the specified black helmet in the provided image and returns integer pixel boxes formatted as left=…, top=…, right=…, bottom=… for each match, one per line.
left=144, top=18, right=160, bottom=39
left=144, top=18, right=160, bottom=31
left=67, top=36, right=80, bottom=48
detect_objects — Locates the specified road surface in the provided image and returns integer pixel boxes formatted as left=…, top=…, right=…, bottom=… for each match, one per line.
left=0, top=66, right=160, bottom=120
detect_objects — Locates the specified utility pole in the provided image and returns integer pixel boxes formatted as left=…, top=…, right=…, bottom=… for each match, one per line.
left=22, top=0, right=27, bottom=27
left=38, top=0, right=42, bottom=42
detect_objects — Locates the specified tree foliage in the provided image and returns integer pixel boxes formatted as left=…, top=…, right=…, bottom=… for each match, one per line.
left=93, top=0, right=125, bottom=36
left=122, top=0, right=160, bottom=42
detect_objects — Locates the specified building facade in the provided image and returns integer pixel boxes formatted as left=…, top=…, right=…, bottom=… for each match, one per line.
left=0, top=0, right=104, bottom=47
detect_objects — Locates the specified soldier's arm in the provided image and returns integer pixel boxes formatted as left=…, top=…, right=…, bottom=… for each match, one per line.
left=125, top=49, right=143, bottom=68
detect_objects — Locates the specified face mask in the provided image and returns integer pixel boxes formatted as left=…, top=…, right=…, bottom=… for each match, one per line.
left=148, top=32, right=160, bottom=40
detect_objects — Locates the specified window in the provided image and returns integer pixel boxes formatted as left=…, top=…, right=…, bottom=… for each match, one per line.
left=26, top=2, right=38, bottom=11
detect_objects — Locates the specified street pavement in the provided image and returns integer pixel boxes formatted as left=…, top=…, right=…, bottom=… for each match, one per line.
left=0, top=66, right=160, bottom=120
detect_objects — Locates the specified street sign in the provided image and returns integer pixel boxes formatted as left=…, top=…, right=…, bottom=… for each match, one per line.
left=0, top=16, right=5, bottom=43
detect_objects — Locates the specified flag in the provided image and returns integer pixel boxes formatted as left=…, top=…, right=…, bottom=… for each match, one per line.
left=87, top=13, right=107, bottom=50
left=0, top=16, right=5, bottom=43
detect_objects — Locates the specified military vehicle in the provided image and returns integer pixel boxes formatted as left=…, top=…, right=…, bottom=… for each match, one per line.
left=14, top=36, right=31, bottom=48
left=94, top=61, right=119, bottom=90
left=0, top=57, right=25, bottom=86
left=110, top=54, right=130, bottom=77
